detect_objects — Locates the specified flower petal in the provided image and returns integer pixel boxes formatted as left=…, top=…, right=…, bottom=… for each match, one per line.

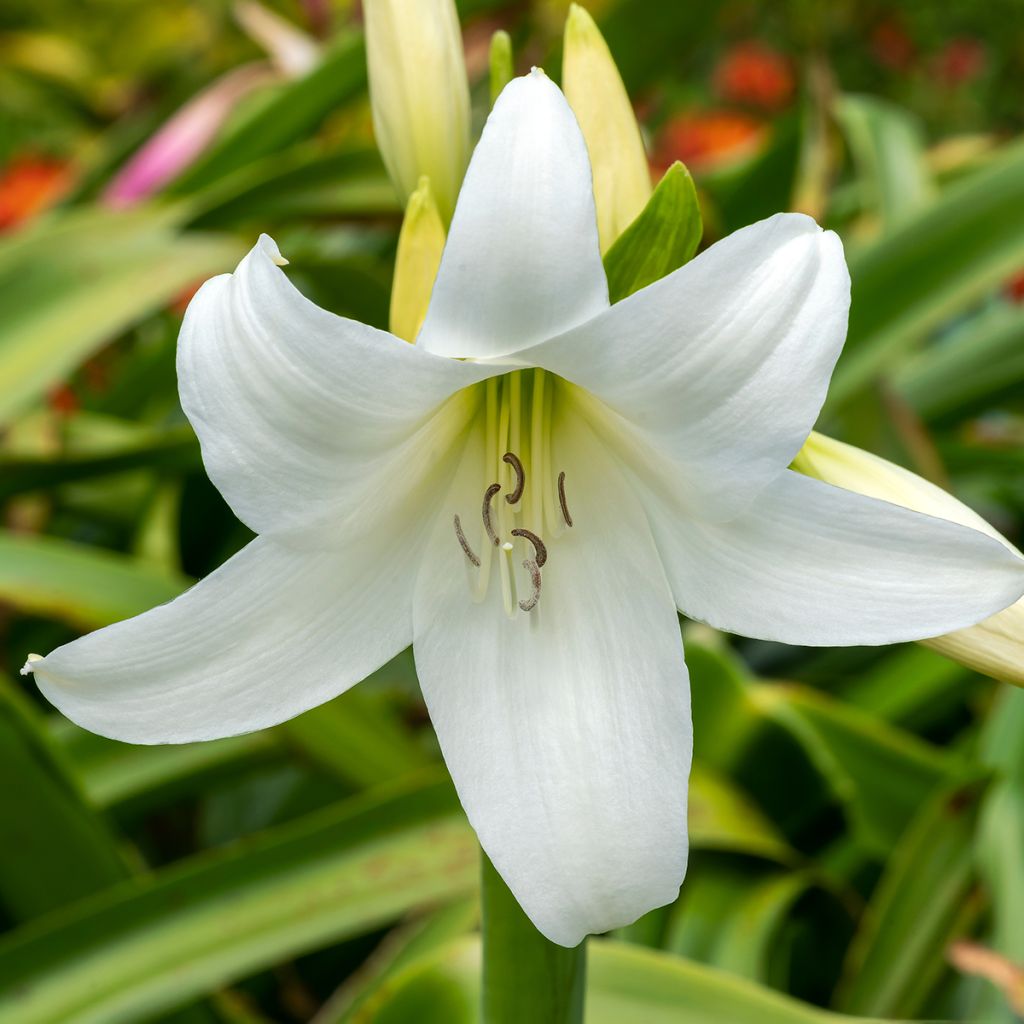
left=641, top=468, right=1024, bottom=646
left=413, top=414, right=691, bottom=946
left=794, top=432, right=1024, bottom=685
left=521, top=213, right=850, bottom=518
left=416, top=71, right=608, bottom=361
left=25, top=520, right=423, bottom=743
left=178, top=234, right=489, bottom=540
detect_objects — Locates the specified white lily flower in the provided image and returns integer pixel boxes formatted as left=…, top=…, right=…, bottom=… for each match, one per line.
left=23, top=72, right=1024, bottom=947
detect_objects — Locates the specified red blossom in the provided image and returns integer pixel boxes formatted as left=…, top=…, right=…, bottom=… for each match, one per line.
left=714, top=41, right=794, bottom=111
left=935, top=37, right=986, bottom=86
left=656, top=110, right=763, bottom=171
left=0, top=156, right=74, bottom=232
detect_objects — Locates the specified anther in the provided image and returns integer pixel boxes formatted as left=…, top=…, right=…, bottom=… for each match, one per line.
left=453, top=515, right=480, bottom=567
left=502, top=452, right=525, bottom=504
left=511, top=528, right=547, bottom=568
left=482, top=483, right=501, bottom=546
left=557, top=471, right=573, bottom=528
left=518, top=559, right=542, bottom=612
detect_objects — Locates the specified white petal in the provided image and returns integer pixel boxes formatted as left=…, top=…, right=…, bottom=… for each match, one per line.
left=416, top=71, right=608, bottom=361
left=521, top=213, right=850, bottom=518
left=178, top=234, right=489, bottom=539
left=412, top=414, right=691, bottom=946
left=641, top=468, right=1024, bottom=646
left=26, top=519, right=424, bottom=743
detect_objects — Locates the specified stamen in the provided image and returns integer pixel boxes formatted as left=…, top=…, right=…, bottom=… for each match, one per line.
left=557, top=471, right=573, bottom=528
left=511, top=528, right=547, bottom=568
left=502, top=452, right=525, bottom=504
left=453, top=515, right=480, bottom=567
left=482, top=483, right=501, bottom=546
left=518, top=558, right=542, bottom=612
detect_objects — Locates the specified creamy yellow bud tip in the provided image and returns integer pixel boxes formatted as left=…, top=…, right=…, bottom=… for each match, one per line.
left=389, top=176, right=446, bottom=342
left=563, top=2, right=651, bottom=253
left=20, top=654, right=43, bottom=676
left=364, top=0, right=470, bottom=224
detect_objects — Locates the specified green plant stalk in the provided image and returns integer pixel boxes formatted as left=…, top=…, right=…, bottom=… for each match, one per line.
left=481, top=853, right=586, bottom=1024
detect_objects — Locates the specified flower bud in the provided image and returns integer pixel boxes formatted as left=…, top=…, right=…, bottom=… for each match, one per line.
left=390, top=177, right=446, bottom=342
left=793, top=431, right=1024, bottom=686
left=364, top=0, right=470, bottom=225
left=562, top=3, right=651, bottom=252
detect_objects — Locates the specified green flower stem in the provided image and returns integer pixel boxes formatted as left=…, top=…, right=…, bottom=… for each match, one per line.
left=481, top=853, right=586, bottom=1024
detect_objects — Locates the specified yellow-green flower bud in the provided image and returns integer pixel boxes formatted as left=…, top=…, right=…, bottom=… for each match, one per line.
left=794, top=431, right=1024, bottom=686
left=389, top=177, right=446, bottom=342
left=562, top=3, right=651, bottom=252
left=364, top=0, right=470, bottom=224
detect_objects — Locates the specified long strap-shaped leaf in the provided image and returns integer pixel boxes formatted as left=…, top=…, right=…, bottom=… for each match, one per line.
left=0, top=773, right=477, bottom=1024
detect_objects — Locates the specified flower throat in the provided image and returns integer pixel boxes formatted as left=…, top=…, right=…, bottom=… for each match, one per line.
left=453, top=368, right=573, bottom=617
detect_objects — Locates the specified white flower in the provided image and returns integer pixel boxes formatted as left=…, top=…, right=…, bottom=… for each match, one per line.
left=23, top=73, right=1024, bottom=947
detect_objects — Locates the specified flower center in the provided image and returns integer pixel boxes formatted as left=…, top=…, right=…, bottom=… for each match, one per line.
left=452, top=369, right=573, bottom=616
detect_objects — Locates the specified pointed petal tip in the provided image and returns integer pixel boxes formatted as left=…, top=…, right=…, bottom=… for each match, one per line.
left=256, top=232, right=288, bottom=266
left=20, top=654, right=43, bottom=676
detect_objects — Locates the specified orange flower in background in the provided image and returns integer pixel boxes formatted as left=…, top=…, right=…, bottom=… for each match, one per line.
left=0, top=155, right=73, bottom=232
left=713, top=41, right=793, bottom=111
left=655, top=110, right=763, bottom=172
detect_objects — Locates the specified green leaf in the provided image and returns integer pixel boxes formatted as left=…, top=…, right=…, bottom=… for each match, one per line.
left=169, top=34, right=367, bottom=194
left=0, top=531, right=189, bottom=630
left=833, top=779, right=986, bottom=1017
left=318, top=900, right=479, bottom=1023
left=688, top=763, right=794, bottom=863
left=758, top=684, right=966, bottom=855
left=51, top=717, right=277, bottom=813
left=828, top=138, right=1024, bottom=406
left=0, top=207, right=244, bottom=428
left=972, top=687, right=1024, bottom=1022
left=0, top=427, right=200, bottom=502
left=603, top=162, right=701, bottom=303
left=835, top=94, right=935, bottom=231
left=0, top=774, right=477, bottom=1024
left=0, top=679, right=132, bottom=920
left=894, top=303, right=1024, bottom=420
left=354, top=936, right=890, bottom=1024
left=188, top=149, right=398, bottom=230
left=587, top=941, right=887, bottom=1024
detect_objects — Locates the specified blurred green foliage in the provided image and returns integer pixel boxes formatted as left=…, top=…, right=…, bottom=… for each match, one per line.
left=2, top=0, right=1024, bottom=1021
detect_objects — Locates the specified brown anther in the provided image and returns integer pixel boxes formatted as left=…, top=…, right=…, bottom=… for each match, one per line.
left=453, top=514, right=480, bottom=567
left=511, top=528, right=547, bottom=568
left=518, top=558, right=542, bottom=612
left=502, top=452, right=525, bottom=504
left=557, top=471, right=573, bottom=528
left=482, top=483, right=501, bottom=546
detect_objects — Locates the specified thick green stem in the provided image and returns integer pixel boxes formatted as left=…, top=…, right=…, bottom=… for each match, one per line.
left=480, top=854, right=586, bottom=1024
